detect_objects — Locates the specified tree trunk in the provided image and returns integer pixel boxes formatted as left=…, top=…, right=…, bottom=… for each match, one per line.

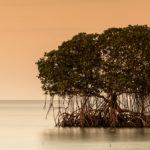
left=110, top=93, right=117, bottom=127
left=80, top=97, right=87, bottom=127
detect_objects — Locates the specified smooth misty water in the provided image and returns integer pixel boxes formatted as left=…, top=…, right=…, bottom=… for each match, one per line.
left=0, top=101, right=150, bottom=150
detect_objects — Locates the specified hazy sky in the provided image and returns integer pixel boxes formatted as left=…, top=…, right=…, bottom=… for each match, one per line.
left=0, top=0, right=150, bottom=100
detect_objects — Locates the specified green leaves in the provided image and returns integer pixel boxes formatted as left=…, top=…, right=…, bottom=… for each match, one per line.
left=36, top=25, right=150, bottom=99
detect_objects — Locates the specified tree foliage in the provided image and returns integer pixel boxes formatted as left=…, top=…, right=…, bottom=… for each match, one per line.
left=36, top=25, right=150, bottom=127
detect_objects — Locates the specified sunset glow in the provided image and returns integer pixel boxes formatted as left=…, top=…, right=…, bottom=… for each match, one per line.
left=0, top=0, right=149, bottom=100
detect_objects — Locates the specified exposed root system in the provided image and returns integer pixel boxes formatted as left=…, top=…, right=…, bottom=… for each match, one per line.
left=46, top=94, right=150, bottom=128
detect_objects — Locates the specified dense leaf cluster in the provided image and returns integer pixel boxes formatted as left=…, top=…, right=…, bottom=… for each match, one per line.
left=36, top=25, right=150, bottom=99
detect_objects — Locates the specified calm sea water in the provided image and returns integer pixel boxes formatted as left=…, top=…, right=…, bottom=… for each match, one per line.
left=0, top=100, right=150, bottom=150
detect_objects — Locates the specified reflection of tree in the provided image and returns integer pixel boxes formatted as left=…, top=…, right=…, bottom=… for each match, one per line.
left=36, top=25, right=150, bottom=127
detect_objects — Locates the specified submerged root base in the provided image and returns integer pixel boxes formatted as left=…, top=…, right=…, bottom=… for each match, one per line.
left=56, top=111, right=150, bottom=128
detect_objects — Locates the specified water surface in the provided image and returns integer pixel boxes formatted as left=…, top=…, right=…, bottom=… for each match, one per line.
left=0, top=100, right=150, bottom=150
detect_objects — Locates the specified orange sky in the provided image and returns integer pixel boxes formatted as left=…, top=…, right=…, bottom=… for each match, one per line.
left=0, top=0, right=150, bottom=100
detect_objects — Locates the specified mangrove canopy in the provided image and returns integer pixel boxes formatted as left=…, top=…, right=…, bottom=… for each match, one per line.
left=36, top=25, right=150, bottom=127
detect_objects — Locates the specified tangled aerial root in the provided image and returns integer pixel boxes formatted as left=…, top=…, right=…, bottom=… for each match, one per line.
left=47, top=95, right=150, bottom=128
left=56, top=110, right=150, bottom=128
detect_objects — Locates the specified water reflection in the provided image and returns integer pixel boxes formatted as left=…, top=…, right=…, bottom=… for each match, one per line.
left=42, top=128, right=150, bottom=142
left=41, top=128, right=150, bottom=150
